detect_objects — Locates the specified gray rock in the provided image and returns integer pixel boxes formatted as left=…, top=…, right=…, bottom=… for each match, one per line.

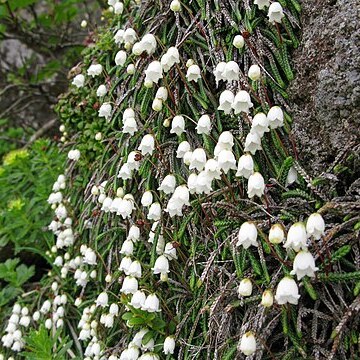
left=289, top=0, right=360, bottom=175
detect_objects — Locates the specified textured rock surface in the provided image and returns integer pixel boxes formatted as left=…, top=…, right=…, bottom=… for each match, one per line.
left=289, top=0, right=360, bottom=175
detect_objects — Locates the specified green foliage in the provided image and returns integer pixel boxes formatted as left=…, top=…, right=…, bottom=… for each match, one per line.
left=0, top=139, right=64, bottom=252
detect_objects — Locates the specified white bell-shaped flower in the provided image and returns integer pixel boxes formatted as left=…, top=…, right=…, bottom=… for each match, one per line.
left=269, top=224, right=285, bottom=244
left=119, top=256, right=132, bottom=274
left=163, top=336, right=176, bottom=355
left=261, top=290, right=274, bottom=307
left=223, top=61, right=239, bottom=82
left=275, top=277, right=300, bottom=305
left=115, top=50, right=127, bottom=66
left=158, top=174, right=176, bottom=194
left=251, top=112, right=270, bottom=137
left=186, top=64, right=201, bottom=82
left=142, top=294, right=161, bottom=312
left=122, top=117, right=138, bottom=135
left=114, top=1, right=124, bottom=14
left=244, top=132, right=262, bottom=154
left=218, top=90, right=234, bottom=114
left=118, top=163, right=132, bottom=180
left=120, top=240, right=134, bottom=256
left=164, top=242, right=177, bottom=260
left=72, top=74, right=85, bottom=88
left=236, top=154, right=254, bottom=179
left=189, top=148, right=207, bottom=171
left=99, top=103, right=112, bottom=121
left=238, top=278, right=253, bottom=297
left=96, top=292, right=108, bottom=308
left=152, top=255, right=170, bottom=274
left=132, top=41, right=144, bottom=55
left=284, top=222, right=308, bottom=252
left=196, top=114, right=211, bottom=135
left=187, top=173, right=198, bottom=194
left=204, top=159, right=221, bottom=180
left=127, top=151, right=141, bottom=171
left=237, top=222, right=258, bottom=249
left=267, top=106, right=284, bottom=129
left=141, top=191, right=153, bottom=207
left=167, top=47, right=180, bottom=65
left=170, top=115, right=185, bottom=136
left=87, top=64, right=103, bottom=77
left=173, top=185, right=190, bottom=206
left=128, top=260, right=142, bottom=278
left=306, top=213, right=325, bottom=240
left=290, top=250, right=318, bottom=280
left=233, top=35, right=245, bottom=49
left=176, top=141, right=191, bottom=158
left=124, top=28, right=137, bottom=44
left=217, top=131, right=234, bottom=150
left=155, top=87, right=168, bottom=101
left=147, top=202, right=161, bottom=221
left=138, top=134, right=155, bottom=155
left=96, top=84, right=107, bottom=97
left=127, top=226, right=140, bottom=242
left=170, top=0, right=181, bottom=11
left=183, top=151, right=192, bottom=166
left=247, top=172, right=265, bottom=198
left=114, top=29, right=125, bottom=45
left=239, top=332, right=256, bottom=356
left=140, top=33, right=157, bottom=55
left=144, top=61, right=163, bottom=84
left=214, top=62, right=227, bottom=84
left=121, top=276, right=138, bottom=294
left=165, top=197, right=184, bottom=217
left=195, top=171, right=213, bottom=194
left=268, top=2, right=285, bottom=24
left=286, top=166, right=298, bottom=186
left=248, top=64, right=261, bottom=81
left=217, top=149, right=237, bottom=174
left=130, top=290, right=146, bottom=309
left=232, top=90, right=253, bottom=114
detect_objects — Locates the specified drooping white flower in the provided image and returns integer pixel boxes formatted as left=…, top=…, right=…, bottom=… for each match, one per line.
left=176, top=141, right=191, bottom=158
left=167, top=47, right=180, bottom=66
left=286, top=166, right=298, bottom=186
left=121, top=276, right=138, bottom=294
left=238, top=278, right=253, bottom=297
left=244, top=132, right=262, bottom=154
left=173, top=185, right=190, bottom=206
left=152, top=255, right=170, bottom=275
left=155, top=87, right=168, bottom=102
left=267, top=106, right=284, bottom=129
left=163, top=336, right=176, bottom=355
left=148, top=202, right=161, bottom=221
left=236, top=154, right=254, bottom=179
left=268, top=2, right=285, bottom=24
left=269, top=224, right=285, bottom=244
left=114, top=1, right=124, bottom=14
left=96, top=292, right=108, bottom=308
left=119, top=256, right=132, bottom=274
left=223, top=61, right=239, bottom=82
left=275, top=277, right=300, bottom=305
left=129, top=290, right=146, bottom=309
left=142, top=294, right=161, bottom=312
left=127, top=225, right=140, bottom=242
left=87, top=64, right=103, bottom=77
left=114, top=29, right=125, bottom=45
left=195, top=171, right=213, bottom=194
left=128, top=260, right=142, bottom=278
left=68, top=149, right=80, bottom=161
left=186, top=64, right=201, bottom=82
left=127, top=63, right=135, bottom=74
left=232, top=90, right=253, bottom=114
left=99, top=103, right=112, bottom=121
left=214, top=62, right=227, bottom=84
left=237, top=222, right=258, bottom=249
left=248, top=64, right=261, bottom=81
left=165, top=197, right=184, bottom=217
left=164, top=242, right=177, bottom=260
left=187, top=173, right=198, bottom=194
left=115, top=50, right=127, bottom=66
left=189, top=148, right=207, bottom=171
left=141, top=191, right=153, bottom=207
left=170, top=0, right=181, bottom=11
left=261, top=290, right=274, bottom=307
left=72, top=74, right=85, bottom=88
left=196, top=114, right=211, bottom=135
left=144, top=61, right=163, bottom=84
left=170, top=115, right=186, bottom=136
left=217, top=149, right=237, bottom=174
left=284, top=222, right=308, bottom=252
left=120, top=239, right=134, bottom=256
left=83, top=248, right=97, bottom=265
left=218, top=90, right=234, bottom=114
left=233, top=35, right=245, bottom=49
left=251, top=112, right=270, bottom=137
left=122, top=117, right=138, bottom=135
left=132, top=41, right=144, bottom=55
left=158, top=174, right=176, bottom=194
left=118, top=163, right=132, bottom=180
left=204, top=159, right=221, bottom=180
left=124, top=28, right=137, bottom=44
left=140, top=33, right=157, bottom=55
left=239, top=331, right=256, bottom=356
left=183, top=151, right=193, bottom=166
left=290, top=250, right=318, bottom=280
left=138, top=134, right=155, bottom=155
left=255, top=0, right=270, bottom=9
left=306, top=213, right=325, bottom=240
left=247, top=172, right=265, bottom=198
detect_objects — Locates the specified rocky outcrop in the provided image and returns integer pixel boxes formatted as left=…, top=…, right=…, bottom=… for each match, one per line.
left=290, top=0, right=360, bottom=176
